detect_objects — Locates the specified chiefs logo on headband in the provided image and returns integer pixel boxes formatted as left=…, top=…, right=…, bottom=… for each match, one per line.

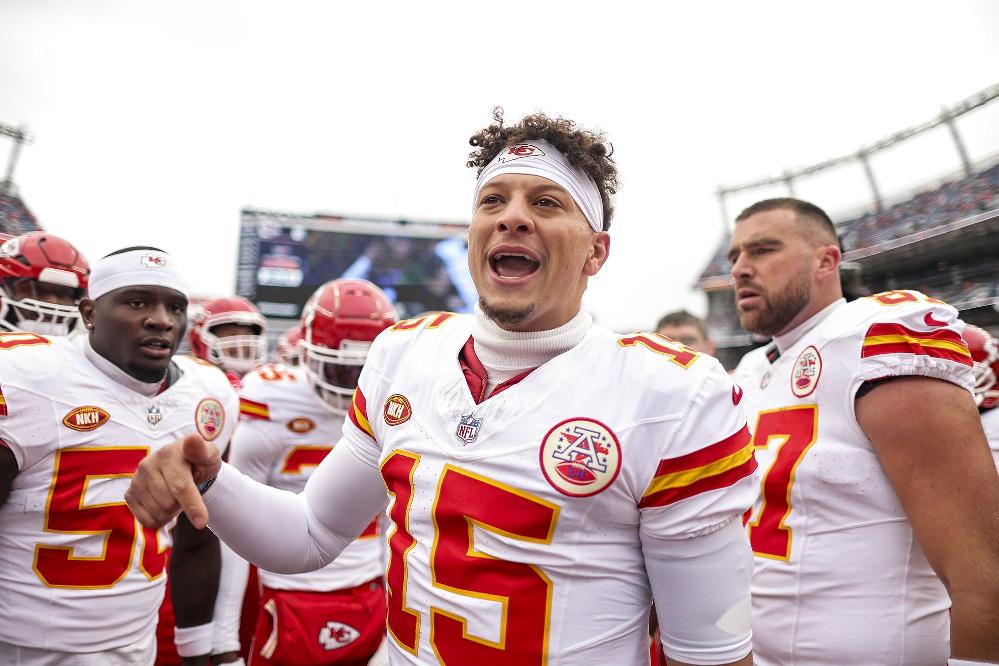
left=498, top=144, right=546, bottom=163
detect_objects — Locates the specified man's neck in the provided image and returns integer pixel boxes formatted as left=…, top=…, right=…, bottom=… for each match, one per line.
left=774, top=298, right=846, bottom=353
left=83, top=337, right=168, bottom=397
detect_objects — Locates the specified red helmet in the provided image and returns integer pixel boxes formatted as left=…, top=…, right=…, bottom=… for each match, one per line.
left=301, top=279, right=397, bottom=414
left=275, top=326, right=303, bottom=366
left=0, top=232, right=89, bottom=336
left=965, top=324, right=999, bottom=410
left=189, top=296, right=268, bottom=376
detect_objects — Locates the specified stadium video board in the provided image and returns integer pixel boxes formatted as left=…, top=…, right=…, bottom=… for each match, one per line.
left=237, top=209, right=476, bottom=320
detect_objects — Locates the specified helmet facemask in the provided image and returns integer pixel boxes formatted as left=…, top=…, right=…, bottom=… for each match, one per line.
left=203, top=328, right=269, bottom=375
left=1, top=278, right=83, bottom=336
left=301, top=338, right=370, bottom=415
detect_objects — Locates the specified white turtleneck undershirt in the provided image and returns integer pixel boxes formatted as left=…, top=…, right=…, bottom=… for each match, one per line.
left=80, top=335, right=167, bottom=397
left=470, top=304, right=592, bottom=395
left=773, top=298, right=846, bottom=355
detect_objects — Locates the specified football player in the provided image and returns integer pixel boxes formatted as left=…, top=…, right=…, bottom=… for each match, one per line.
left=728, top=198, right=999, bottom=665
left=0, top=246, right=239, bottom=664
left=212, top=278, right=393, bottom=665
left=965, top=324, right=999, bottom=467
left=0, top=231, right=89, bottom=336
left=128, top=112, right=759, bottom=665
left=189, top=296, right=269, bottom=382
left=273, top=325, right=302, bottom=366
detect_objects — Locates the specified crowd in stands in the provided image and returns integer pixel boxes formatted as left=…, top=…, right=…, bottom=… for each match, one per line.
left=699, top=161, right=999, bottom=280
left=841, top=161, right=999, bottom=252
left=0, top=190, right=42, bottom=236
left=876, top=255, right=999, bottom=311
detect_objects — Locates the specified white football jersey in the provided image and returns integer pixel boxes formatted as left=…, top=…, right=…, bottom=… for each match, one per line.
left=982, top=405, right=999, bottom=469
left=341, top=313, right=758, bottom=665
left=732, top=292, right=975, bottom=666
left=232, top=363, right=383, bottom=591
left=0, top=334, right=238, bottom=653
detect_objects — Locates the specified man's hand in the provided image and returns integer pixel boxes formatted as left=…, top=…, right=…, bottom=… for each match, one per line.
left=125, top=433, right=222, bottom=530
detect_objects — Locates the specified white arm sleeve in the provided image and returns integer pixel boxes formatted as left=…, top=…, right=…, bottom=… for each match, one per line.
left=641, top=519, right=753, bottom=665
left=203, top=442, right=388, bottom=574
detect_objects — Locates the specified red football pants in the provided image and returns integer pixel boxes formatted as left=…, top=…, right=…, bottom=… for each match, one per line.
left=250, top=578, right=386, bottom=666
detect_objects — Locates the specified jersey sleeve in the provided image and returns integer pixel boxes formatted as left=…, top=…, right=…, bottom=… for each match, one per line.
left=0, top=382, right=59, bottom=471
left=228, top=420, right=283, bottom=484
left=340, top=357, right=384, bottom=469
left=852, top=294, right=973, bottom=392
left=639, top=362, right=759, bottom=538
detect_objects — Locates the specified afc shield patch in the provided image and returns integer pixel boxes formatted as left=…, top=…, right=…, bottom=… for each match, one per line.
left=540, top=417, right=622, bottom=498
left=195, top=398, right=225, bottom=441
left=791, top=345, right=822, bottom=398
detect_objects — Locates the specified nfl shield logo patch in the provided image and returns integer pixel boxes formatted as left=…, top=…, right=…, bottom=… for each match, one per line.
left=147, top=405, right=163, bottom=426
left=455, top=414, right=482, bottom=445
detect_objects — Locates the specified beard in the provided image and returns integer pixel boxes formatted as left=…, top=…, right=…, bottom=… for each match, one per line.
left=478, top=296, right=535, bottom=327
left=737, top=272, right=811, bottom=337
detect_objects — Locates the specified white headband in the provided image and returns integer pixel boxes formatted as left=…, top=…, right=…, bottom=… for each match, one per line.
left=88, top=249, right=189, bottom=301
left=473, top=140, right=605, bottom=232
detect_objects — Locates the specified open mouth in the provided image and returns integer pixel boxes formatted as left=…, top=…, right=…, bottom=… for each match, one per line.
left=139, top=337, right=173, bottom=359
left=488, top=250, right=541, bottom=279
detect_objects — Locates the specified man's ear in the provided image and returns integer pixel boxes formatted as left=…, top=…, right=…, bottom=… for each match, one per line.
left=79, top=298, right=95, bottom=330
left=815, top=243, right=841, bottom=281
left=584, top=232, right=611, bottom=277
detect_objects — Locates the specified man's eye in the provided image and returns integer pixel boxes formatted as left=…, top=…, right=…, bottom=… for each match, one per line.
left=480, top=194, right=501, bottom=205
left=536, top=197, right=558, bottom=207
left=130, top=300, right=145, bottom=308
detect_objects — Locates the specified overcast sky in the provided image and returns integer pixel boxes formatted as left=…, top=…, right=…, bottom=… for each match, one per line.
left=2, top=0, right=998, bottom=331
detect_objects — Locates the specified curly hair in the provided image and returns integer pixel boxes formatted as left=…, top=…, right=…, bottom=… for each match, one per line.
left=467, top=108, right=618, bottom=230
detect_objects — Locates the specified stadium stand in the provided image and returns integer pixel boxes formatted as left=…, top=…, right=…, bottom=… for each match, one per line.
left=0, top=190, right=42, bottom=236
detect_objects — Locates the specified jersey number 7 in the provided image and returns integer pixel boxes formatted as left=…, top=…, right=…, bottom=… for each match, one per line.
left=746, top=406, right=818, bottom=560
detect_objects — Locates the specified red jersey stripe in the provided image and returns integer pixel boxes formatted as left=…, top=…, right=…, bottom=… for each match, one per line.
left=238, top=398, right=269, bottom=420
left=650, top=426, right=751, bottom=477
left=639, top=456, right=758, bottom=509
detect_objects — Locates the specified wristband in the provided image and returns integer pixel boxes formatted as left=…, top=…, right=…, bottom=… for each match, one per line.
left=197, top=474, right=218, bottom=495
left=948, top=660, right=999, bottom=665
left=174, top=622, right=214, bottom=658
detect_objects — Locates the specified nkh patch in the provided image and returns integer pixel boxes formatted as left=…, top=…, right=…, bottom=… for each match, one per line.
left=383, top=394, right=412, bottom=426
left=195, top=398, right=225, bottom=441
left=791, top=345, right=822, bottom=398
left=540, top=417, right=622, bottom=498
left=63, top=406, right=110, bottom=431
left=455, top=414, right=482, bottom=445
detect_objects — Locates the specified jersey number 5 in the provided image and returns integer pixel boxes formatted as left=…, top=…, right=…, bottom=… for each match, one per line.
left=381, top=451, right=559, bottom=663
left=746, top=406, right=817, bottom=560
left=33, top=447, right=167, bottom=588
